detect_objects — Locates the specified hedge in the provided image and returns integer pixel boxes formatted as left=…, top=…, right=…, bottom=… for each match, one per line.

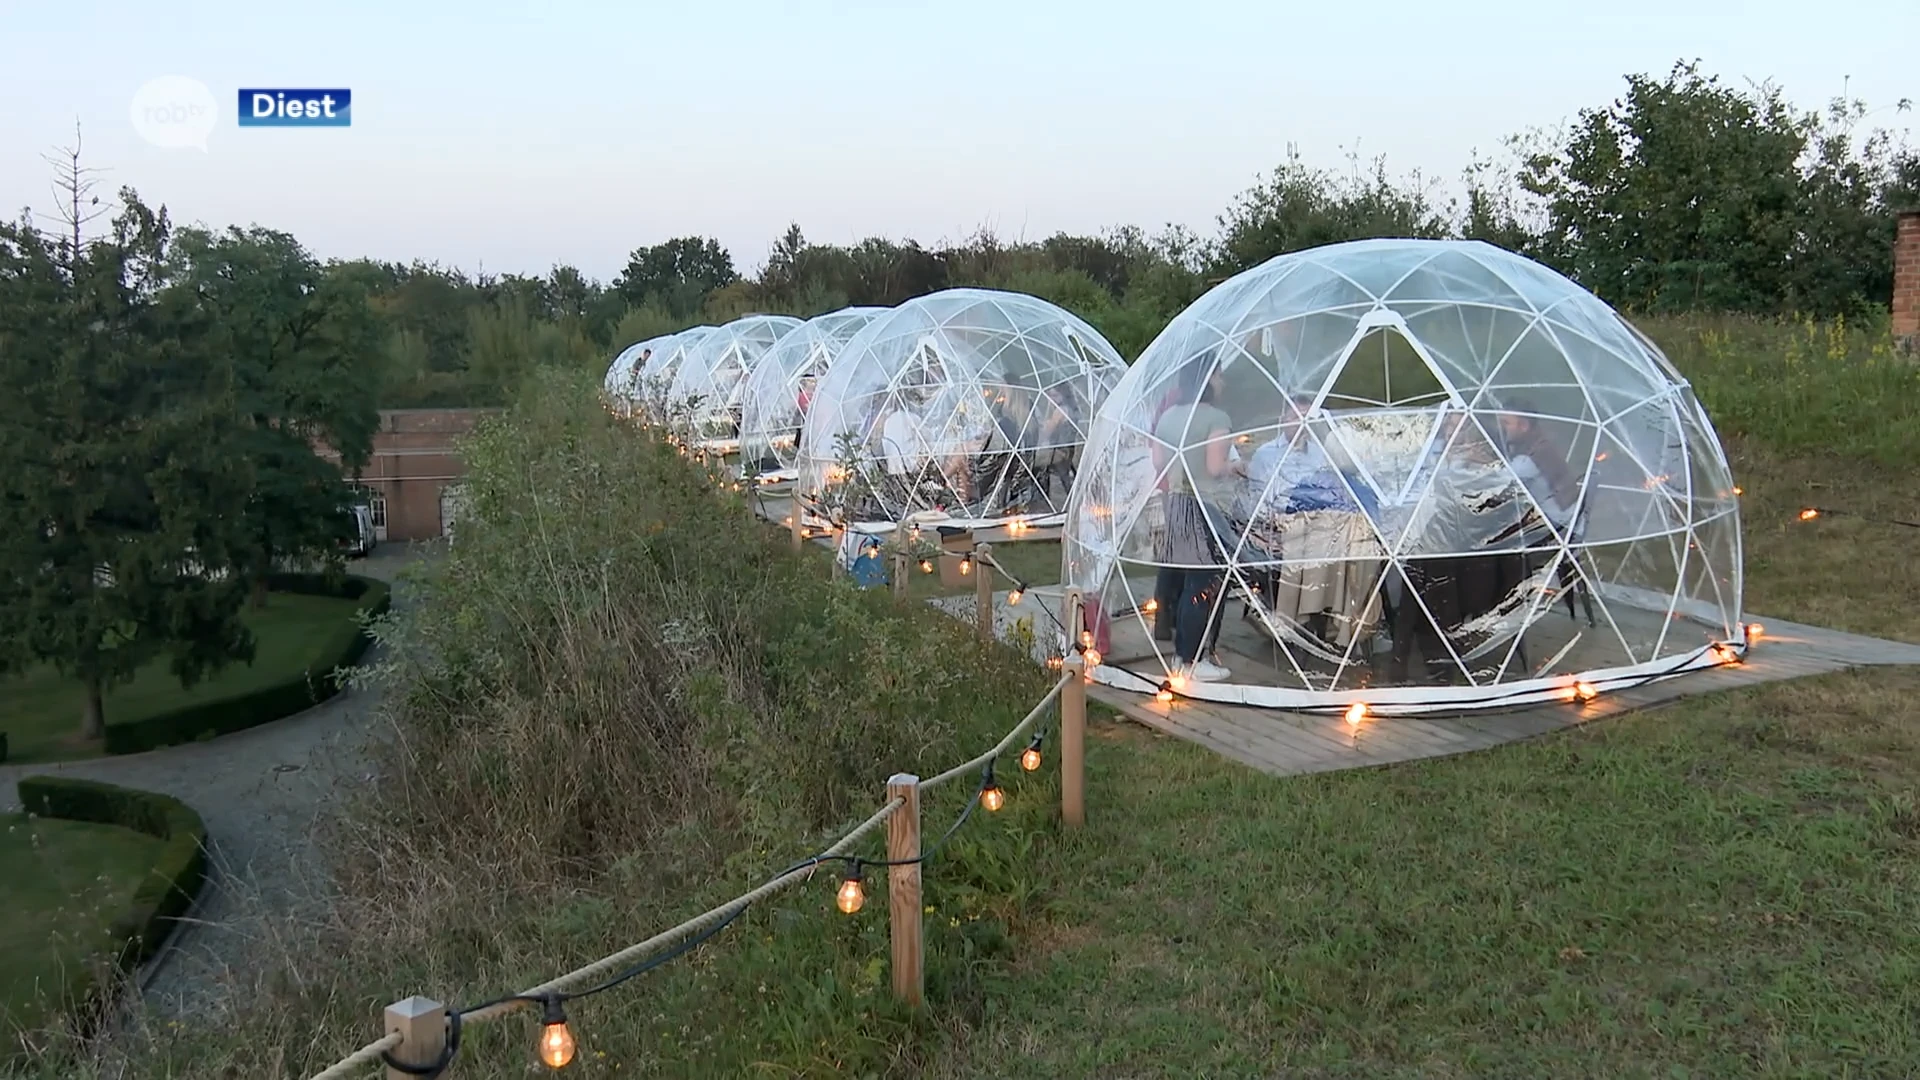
left=101, top=574, right=393, bottom=755
left=14, top=776, right=209, bottom=1022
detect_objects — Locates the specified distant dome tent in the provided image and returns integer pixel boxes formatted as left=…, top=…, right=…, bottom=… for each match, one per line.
left=603, top=336, right=670, bottom=417
left=739, top=306, right=889, bottom=483
left=665, top=314, right=805, bottom=452
left=1062, top=237, right=1747, bottom=715
left=797, top=288, right=1128, bottom=532
left=634, top=327, right=716, bottom=425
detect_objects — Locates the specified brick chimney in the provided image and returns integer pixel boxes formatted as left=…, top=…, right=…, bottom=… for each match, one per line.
left=1896, top=209, right=1920, bottom=355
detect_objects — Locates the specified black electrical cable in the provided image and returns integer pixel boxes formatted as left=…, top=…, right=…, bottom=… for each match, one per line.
left=1800, top=506, right=1920, bottom=529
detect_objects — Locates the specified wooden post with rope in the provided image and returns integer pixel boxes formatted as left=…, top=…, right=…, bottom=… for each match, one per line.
left=789, top=499, right=803, bottom=550
left=1060, top=587, right=1087, bottom=828
left=885, top=773, right=924, bottom=1008
left=383, top=997, right=446, bottom=1080
left=973, top=541, right=994, bottom=642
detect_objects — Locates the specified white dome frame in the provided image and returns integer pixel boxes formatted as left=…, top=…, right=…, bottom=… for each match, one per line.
left=1063, top=239, right=1749, bottom=716
left=797, top=288, right=1129, bottom=532
left=665, top=314, right=805, bottom=452
left=738, top=306, right=889, bottom=483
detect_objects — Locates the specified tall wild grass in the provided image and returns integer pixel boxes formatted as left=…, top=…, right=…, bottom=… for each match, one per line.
left=1643, top=312, right=1920, bottom=465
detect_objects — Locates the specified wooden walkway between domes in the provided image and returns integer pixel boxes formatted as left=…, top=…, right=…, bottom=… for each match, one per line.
left=751, top=491, right=1920, bottom=778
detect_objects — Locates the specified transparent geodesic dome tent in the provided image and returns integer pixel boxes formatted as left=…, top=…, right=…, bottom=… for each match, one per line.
left=634, top=327, right=716, bottom=425
left=738, top=306, right=888, bottom=482
left=603, top=336, right=670, bottom=417
left=1063, top=238, right=1747, bottom=715
left=666, top=314, right=804, bottom=451
left=797, top=288, right=1128, bottom=530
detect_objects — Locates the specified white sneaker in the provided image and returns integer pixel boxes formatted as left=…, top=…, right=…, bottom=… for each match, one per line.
left=1184, top=659, right=1231, bottom=682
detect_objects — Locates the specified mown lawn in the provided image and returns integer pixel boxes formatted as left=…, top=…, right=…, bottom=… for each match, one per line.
left=0, top=593, right=365, bottom=765
left=0, top=814, right=166, bottom=1037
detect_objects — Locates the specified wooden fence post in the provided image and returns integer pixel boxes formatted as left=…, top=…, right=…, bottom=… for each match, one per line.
left=384, top=997, right=447, bottom=1080
left=885, top=774, right=924, bottom=1008
left=973, top=541, right=994, bottom=642
left=1061, top=587, right=1086, bottom=828
left=892, top=551, right=909, bottom=600
left=789, top=501, right=803, bottom=551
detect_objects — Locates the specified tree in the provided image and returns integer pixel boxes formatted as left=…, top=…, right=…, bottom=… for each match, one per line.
left=0, top=190, right=256, bottom=740
left=613, top=236, right=739, bottom=317
left=168, top=225, right=384, bottom=604
left=1214, top=147, right=1453, bottom=275
left=1519, top=61, right=1809, bottom=314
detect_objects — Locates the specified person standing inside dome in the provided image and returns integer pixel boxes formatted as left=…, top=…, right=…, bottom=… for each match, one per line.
left=1152, top=363, right=1237, bottom=682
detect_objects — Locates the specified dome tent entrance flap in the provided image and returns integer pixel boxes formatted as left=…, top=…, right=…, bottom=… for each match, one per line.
left=1063, top=238, right=1746, bottom=715
left=797, top=288, right=1129, bottom=531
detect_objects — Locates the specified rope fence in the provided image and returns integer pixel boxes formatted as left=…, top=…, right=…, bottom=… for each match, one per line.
left=310, top=567, right=1094, bottom=1079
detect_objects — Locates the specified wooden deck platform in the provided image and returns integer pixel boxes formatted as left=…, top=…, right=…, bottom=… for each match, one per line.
left=753, top=492, right=1920, bottom=778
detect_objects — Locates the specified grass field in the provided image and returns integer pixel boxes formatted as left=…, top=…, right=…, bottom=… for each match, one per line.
left=0, top=593, right=365, bottom=765
left=30, top=318, right=1920, bottom=1079
left=0, top=815, right=166, bottom=1039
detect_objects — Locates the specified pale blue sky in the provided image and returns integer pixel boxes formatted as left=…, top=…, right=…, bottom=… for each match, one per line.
left=4, top=0, right=1913, bottom=282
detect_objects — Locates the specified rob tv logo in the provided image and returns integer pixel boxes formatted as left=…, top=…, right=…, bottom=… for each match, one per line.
left=237, top=88, right=351, bottom=127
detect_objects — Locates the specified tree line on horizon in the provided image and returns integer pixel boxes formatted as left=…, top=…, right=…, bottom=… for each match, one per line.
left=0, top=59, right=1914, bottom=740
left=354, top=59, right=1916, bottom=406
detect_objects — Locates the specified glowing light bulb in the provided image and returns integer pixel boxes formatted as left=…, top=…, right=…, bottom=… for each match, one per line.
left=1020, top=746, right=1042, bottom=771
left=1008, top=586, right=1024, bottom=605
left=1143, top=598, right=1158, bottom=614
left=1156, top=680, right=1174, bottom=704
left=538, top=998, right=576, bottom=1069
left=960, top=557, right=972, bottom=575
left=1732, top=486, right=1744, bottom=496
left=1799, top=508, right=1819, bottom=521
left=1747, top=623, right=1764, bottom=642
left=981, top=782, right=1006, bottom=812
left=1079, top=630, right=1094, bottom=649
left=1573, top=681, right=1598, bottom=702
left=1083, top=648, right=1102, bottom=668
left=1344, top=702, right=1368, bottom=729
left=836, top=871, right=865, bottom=915
left=919, top=559, right=934, bottom=574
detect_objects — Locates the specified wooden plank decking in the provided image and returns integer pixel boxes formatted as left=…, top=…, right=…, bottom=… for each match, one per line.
left=751, top=492, right=1920, bottom=778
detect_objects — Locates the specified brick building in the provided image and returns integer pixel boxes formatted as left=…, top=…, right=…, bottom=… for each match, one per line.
left=1895, top=209, right=1920, bottom=355
left=318, top=409, right=498, bottom=543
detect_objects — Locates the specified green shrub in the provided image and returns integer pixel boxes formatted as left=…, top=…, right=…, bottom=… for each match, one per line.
left=13, top=777, right=208, bottom=1016
left=100, top=575, right=391, bottom=754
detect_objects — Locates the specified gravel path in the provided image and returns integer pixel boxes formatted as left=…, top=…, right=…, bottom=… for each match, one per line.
left=0, top=548, right=430, bottom=1020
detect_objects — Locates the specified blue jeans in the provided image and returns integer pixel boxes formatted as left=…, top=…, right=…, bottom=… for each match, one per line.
left=1173, top=569, right=1224, bottom=665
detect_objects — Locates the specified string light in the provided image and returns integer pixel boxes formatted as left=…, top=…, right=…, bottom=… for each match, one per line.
left=919, top=559, right=934, bottom=574
left=836, top=863, right=866, bottom=915
left=1143, top=598, right=1158, bottom=614
left=1746, top=623, right=1764, bottom=642
left=1079, top=630, right=1094, bottom=649
left=538, top=996, right=576, bottom=1069
left=1573, top=681, right=1598, bottom=702
left=1008, top=583, right=1026, bottom=605
left=1344, top=702, right=1368, bottom=729
left=980, top=765, right=1006, bottom=812
left=1799, top=508, right=1820, bottom=521
left=1083, top=647, right=1102, bottom=668
left=959, top=555, right=972, bottom=575
left=1156, top=680, right=1174, bottom=704
left=1020, top=732, right=1044, bottom=771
